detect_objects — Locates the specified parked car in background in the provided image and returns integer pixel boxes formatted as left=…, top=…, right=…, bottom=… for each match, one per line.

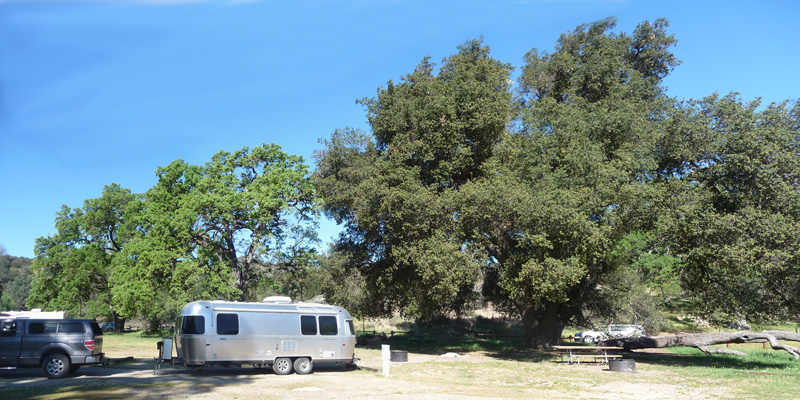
left=575, top=324, right=647, bottom=343
left=574, top=329, right=607, bottom=343
left=604, top=324, right=646, bottom=339
left=100, top=322, right=115, bottom=332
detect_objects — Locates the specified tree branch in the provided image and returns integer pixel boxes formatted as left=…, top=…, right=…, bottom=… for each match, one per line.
left=601, top=331, right=800, bottom=359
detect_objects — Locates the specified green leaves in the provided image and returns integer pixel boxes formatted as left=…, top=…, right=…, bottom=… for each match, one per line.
left=520, top=18, right=678, bottom=105
left=361, top=39, right=512, bottom=190
left=29, top=144, right=318, bottom=324
left=390, top=232, right=484, bottom=317
left=315, top=39, right=511, bottom=321
left=511, top=257, right=586, bottom=304
left=316, top=23, right=687, bottom=347
left=657, top=94, right=800, bottom=321
left=138, top=143, right=318, bottom=302
left=28, top=185, right=139, bottom=319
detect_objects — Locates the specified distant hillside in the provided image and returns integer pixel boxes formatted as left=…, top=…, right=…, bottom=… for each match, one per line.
left=0, top=254, right=33, bottom=310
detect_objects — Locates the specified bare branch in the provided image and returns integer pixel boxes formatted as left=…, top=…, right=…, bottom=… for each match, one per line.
left=602, top=330, right=800, bottom=359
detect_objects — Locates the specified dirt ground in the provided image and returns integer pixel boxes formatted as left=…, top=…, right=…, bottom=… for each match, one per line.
left=0, top=347, right=735, bottom=400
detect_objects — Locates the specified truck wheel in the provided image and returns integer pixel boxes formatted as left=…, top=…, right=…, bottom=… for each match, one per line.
left=273, top=357, right=293, bottom=375
left=293, top=357, right=313, bottom=374
left=43, top=353, right=71, bottom=379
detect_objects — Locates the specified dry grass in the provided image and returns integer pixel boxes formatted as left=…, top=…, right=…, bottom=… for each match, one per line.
left=102, top=331, right=163, bottom=359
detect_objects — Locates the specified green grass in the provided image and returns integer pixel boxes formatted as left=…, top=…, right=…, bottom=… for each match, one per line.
left=102, top=330, right=164, bottom=358
left=630, top=346, right=800, bottom=374
left=625, top=347, right=800, bottom=399
left=750, top=321, right=800, bottom=333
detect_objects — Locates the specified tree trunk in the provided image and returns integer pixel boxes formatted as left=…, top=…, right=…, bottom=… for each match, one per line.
left=601, top=331, right=800, bottom=359
left=522, top=301, right=565, bottom=349
left=113, top=313, right=126, bottom=334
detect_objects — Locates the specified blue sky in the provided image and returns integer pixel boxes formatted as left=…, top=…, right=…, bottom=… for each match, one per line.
left=1, top=0, right=798, bottom=258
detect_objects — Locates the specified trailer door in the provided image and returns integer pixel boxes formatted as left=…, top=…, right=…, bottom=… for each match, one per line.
left=317, top=315, right=339, bottom=359
left=211, top=313, right=243, bottom=361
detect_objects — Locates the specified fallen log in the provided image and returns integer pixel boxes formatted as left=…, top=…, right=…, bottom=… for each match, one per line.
left=600, top=331, right=800, bottom=359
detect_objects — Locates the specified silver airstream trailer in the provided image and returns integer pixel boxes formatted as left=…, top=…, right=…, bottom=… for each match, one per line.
left=164, top=297, right=357, bottom=375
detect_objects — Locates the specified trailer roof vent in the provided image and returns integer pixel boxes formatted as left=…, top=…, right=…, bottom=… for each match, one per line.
left=262, top=296, right=292, bottom=304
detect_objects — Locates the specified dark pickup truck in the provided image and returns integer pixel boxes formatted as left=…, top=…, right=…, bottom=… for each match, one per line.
left=0, top=318, right=105, bottom=378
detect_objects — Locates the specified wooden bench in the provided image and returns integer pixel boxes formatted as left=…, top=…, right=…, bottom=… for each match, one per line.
left=552, top=346, right=624, bottom=364
left=582, top=354, right=623, bottom=364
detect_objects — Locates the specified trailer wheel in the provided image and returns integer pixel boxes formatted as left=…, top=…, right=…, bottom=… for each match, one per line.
left=42, top=353, right=71, bottom=379
left=273, top=357, right=293, bottom=375
left=293, top=357, right=313, bottom=374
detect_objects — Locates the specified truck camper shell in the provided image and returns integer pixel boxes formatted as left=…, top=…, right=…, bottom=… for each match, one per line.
left=163, top=298, right=357, bottom=375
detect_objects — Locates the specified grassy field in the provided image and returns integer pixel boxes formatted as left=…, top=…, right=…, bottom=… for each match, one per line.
left=1, top=323, right=799, bottom=399
left=102, top=330, right=171, bottom=359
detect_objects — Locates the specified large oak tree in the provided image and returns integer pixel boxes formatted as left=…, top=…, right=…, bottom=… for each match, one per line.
left=315, top=20, right=684, bottom=348
left=113, top=143, right=318, bottom=320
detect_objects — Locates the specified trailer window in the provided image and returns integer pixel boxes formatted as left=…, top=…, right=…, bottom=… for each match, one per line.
left=181, top=316, right=205, bottom=335
left=346, top=320, right=355, bottom=336
left=300, top=315, right=317, bottom=335
left=319, top=316, right=338, bottom=336
left=217, top=313, right=239, bottom=335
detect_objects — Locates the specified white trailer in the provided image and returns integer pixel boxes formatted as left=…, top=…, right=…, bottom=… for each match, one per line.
left=163, top=298, right=357, bottom=375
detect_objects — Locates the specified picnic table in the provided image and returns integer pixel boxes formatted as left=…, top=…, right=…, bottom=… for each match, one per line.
left=552, top=346, right=624, bottom=364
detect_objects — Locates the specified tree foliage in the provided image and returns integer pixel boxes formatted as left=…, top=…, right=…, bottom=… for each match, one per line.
left=28, top=183, right=138, bottom=324
left=261, top=223, right=324, bottom=302
left=0, top=252, right=33, bottom=311
left=316, top=248, right=372, bottom=320
left=600, top=231, right=681, bottom=334
left=315, top=39, right=511, bottom=321
left=315, top=19, right=689, bottom=348
left=29, top=144, right=317, bottom=326
left=656, top=95, right=800, bottom=322
left=111, top=143, right=317, bottom=327
left=468, top=18, right=684, bottom=346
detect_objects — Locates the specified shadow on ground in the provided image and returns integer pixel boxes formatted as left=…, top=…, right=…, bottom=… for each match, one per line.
left=0, top=357, right=355, bottom=400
